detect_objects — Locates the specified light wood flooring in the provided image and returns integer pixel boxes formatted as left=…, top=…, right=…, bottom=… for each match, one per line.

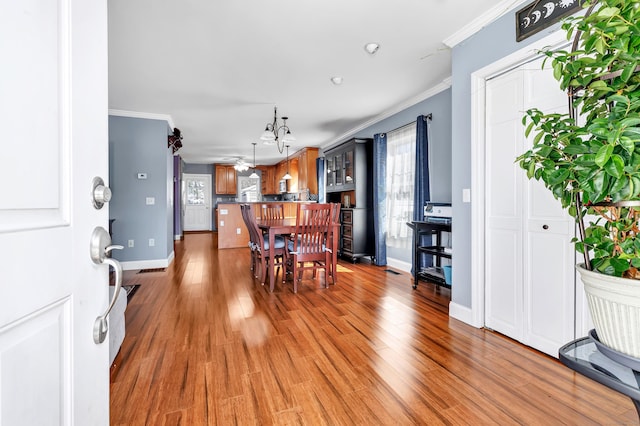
left=110, top=232, right=637, bottom=425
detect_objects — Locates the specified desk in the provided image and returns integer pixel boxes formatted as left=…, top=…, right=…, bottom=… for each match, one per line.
left=257, top=218, right=340, bottom=292
left=559, top=336, right=640, bottom=419
left=407, top=221, right=452, bottom=290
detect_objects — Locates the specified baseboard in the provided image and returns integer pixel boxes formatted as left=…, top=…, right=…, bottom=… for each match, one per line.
left=386, top=257, right=411, bottom=273
left=121, top=252, right=175, bottom=271
left=174, top=234, right=183, bottom=241
left=449, top=301, right=482, bottom=328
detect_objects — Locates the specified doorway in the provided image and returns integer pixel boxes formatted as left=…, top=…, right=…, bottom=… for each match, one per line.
left=183, top=174, right=212, bottom=231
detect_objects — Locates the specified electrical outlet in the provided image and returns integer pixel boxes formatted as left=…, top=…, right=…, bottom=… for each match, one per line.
left=220, top=220, right=224, bottom=226
left=236, top=228, right=241, bottom=235
left=128, top=239, right=134, bottom=248
left=149, top=238, right=155, bottom=247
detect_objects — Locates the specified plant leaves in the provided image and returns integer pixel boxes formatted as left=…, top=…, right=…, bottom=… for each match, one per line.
left=595, top=144, right=614, bottom=167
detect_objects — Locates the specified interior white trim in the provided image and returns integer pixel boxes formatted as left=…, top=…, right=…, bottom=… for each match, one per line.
left=323, top=78, right=452, bottom=150
left=108, top=109, right=175, bottom=129
left=386, top=257, right=411, bottom=274
left=468, top=29, right=568, bottom=329
left=449, top=302, right=477, bottom=326
left=443, top=0, right=529, bottom=48
left=120, top=251, right=174, bottom=271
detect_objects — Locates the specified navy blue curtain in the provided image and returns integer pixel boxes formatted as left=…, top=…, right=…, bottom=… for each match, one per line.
left=373, top=133, right=387, bottom=265
left=316, top=157, right=325, bottom=203
left=414, top=115, right=432, bottom=269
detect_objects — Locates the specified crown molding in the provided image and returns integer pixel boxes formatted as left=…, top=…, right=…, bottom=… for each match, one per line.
left=108, top=109, right=175, bottom=130
left=323, top=78, right=452, bottom=149
left=443, top=0, right=529, bottom=48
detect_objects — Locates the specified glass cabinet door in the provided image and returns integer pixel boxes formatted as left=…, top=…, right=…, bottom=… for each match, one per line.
left=326, top=157, right=334, bottom=187
left=344, top=150, right=354, bottom=185
left=335, top=154, right=343, bottom=186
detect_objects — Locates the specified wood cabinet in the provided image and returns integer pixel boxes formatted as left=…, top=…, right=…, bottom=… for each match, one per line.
left=325, top=138, right=374, bottom=262
left=257, top=166, right=276, bottom=195
left=215, top=165, right=237, bottom=195
left=292, top=147, right=319, bottom=196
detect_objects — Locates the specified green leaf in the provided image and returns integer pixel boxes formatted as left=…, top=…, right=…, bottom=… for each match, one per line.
left=597, top=7, right=620, bottom=19
left=621, top=62, right=637, bottom=82
left=604, top=154, right=625, bottom=178
left=595, top=144, right=614, bottom=167
left=547, top=168, right=571, bottom=185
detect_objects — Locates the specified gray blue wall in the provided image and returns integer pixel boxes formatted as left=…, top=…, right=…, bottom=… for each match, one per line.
left=451, top=12, right=564, bottom=308
left=109, top=115, right=174, bottom=266
left=325, top=87, right=453, bottom=266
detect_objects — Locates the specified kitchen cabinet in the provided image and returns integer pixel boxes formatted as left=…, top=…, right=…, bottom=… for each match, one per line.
left=292, top=147, right=319, bottom=196
left=257, top=166, right=276, bottom=195
left=215, top=164, right=237, bottom=194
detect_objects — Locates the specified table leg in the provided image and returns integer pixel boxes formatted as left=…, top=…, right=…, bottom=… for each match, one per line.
left=269, top=229, right=275, bottom=292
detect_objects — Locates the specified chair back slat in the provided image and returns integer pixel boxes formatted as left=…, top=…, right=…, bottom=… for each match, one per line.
left=260, top=203, right=285, bottom=220
left=294, top=204, right=332, bottom=256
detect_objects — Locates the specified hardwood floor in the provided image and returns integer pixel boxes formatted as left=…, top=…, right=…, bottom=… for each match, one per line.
left=110, top=232, right=636, bottom=425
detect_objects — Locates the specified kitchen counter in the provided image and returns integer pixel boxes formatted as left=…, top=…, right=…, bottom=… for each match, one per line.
left=216, top=201, right=313, bottom=249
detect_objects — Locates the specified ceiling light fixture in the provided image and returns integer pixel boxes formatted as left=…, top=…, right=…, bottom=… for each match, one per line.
left=364, top=42, right=380, bottom=55
left=249, top=143, right=259, bottom=179
left=260, top=106, right=295, bottom=154
left=330, top=76, right=343, bottom=85
left=233, top=159, right=249, bottom=172
left=282, top=145, right=292, bottom=180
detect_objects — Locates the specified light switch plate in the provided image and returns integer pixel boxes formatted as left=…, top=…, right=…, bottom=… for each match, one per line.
left=146, top=197, right=155, bottom=205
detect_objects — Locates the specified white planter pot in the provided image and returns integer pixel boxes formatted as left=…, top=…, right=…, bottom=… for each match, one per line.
left=577, top=263, right=640, bottom=358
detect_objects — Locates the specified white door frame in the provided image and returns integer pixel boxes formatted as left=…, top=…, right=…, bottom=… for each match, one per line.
left=182, top=173, right=212, bottom=231
left=468, top=30, right=567, bottom=328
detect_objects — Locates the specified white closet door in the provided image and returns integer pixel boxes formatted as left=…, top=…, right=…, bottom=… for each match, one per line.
left=485, top=57, right=576, bottom=357
left=522, top=58, right=576, bottom=355
left=485, top=68, right=525, bottom=342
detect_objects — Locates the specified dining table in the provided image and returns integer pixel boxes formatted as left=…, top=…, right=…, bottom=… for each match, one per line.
left=256, top=216, right=340, bottom=292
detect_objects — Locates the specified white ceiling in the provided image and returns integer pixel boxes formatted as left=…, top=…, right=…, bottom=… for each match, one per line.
left=108, top=0, right=526, bottom=165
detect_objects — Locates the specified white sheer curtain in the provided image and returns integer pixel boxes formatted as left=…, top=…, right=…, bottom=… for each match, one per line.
left=385, top=123, right=416, bottom=249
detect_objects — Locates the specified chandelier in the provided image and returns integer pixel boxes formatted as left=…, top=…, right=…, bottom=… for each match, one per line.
left=260, top=106, right=295, bottom=154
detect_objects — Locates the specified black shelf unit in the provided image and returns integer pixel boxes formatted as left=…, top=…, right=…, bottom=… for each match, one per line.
left=408, top=221, right=452, bottom=289
left=325, top=138, right=374, bottom=262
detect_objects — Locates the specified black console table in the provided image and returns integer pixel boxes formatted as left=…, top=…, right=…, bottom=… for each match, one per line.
left=407, top=221, right=452, bottom=290
left=559, top=336, right=640, bottom=420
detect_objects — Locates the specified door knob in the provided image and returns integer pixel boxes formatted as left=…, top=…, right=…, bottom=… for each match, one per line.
left=543, top=224, right=549, bottom=230
left=89, top=226, right=124, bottom=344
left=92, top=176, right=112, bottom=209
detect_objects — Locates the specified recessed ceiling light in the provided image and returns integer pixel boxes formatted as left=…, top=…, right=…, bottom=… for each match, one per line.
left=364, top=42, right=380, bottom=55
left=330, top=76, right=343, bottom=85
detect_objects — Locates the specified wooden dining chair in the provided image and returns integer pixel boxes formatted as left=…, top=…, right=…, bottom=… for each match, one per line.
left=260, top=203, right=285, bottom=220
left=287, top=203, right=333, bottom=293
left=240, top=204, right=258, bottom=275
left=327, top=203, right=341, bottom=285
left=245, top=204, right=287, bottom=287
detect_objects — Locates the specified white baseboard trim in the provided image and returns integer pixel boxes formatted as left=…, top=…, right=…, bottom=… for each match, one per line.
left=174, top=234, right=182, bottom=241
left=121, top=251, right=175, bottom=271
left=386, top=257, right=411, bottom=273
left=449, top=302, right=483, bottom=328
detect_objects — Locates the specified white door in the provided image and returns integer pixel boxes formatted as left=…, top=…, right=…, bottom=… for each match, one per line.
left=485, top=57, right=576, bottom=357
left=0, top=1, right=110, bottom=425
left=183, top=174, right=212, bottom=231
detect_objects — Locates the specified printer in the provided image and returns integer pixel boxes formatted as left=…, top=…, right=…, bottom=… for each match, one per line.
left=424, top=202, right=452, bottom=224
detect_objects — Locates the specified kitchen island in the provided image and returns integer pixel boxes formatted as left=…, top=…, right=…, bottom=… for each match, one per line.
left=216, top=202, right=312, bottom=249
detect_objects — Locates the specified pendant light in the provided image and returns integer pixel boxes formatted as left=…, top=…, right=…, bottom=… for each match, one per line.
left=282, top=145, right=292, bottom=180
left=249, top=142, right=259, bottom=179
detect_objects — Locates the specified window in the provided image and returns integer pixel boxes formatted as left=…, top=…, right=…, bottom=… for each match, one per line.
left=238, top=176, right=261, bottom=202
left=385, top=123, right=416, bottom=249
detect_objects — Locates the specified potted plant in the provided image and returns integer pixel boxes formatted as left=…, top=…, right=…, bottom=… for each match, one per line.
left=517, top=0, right=640, bottom=357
